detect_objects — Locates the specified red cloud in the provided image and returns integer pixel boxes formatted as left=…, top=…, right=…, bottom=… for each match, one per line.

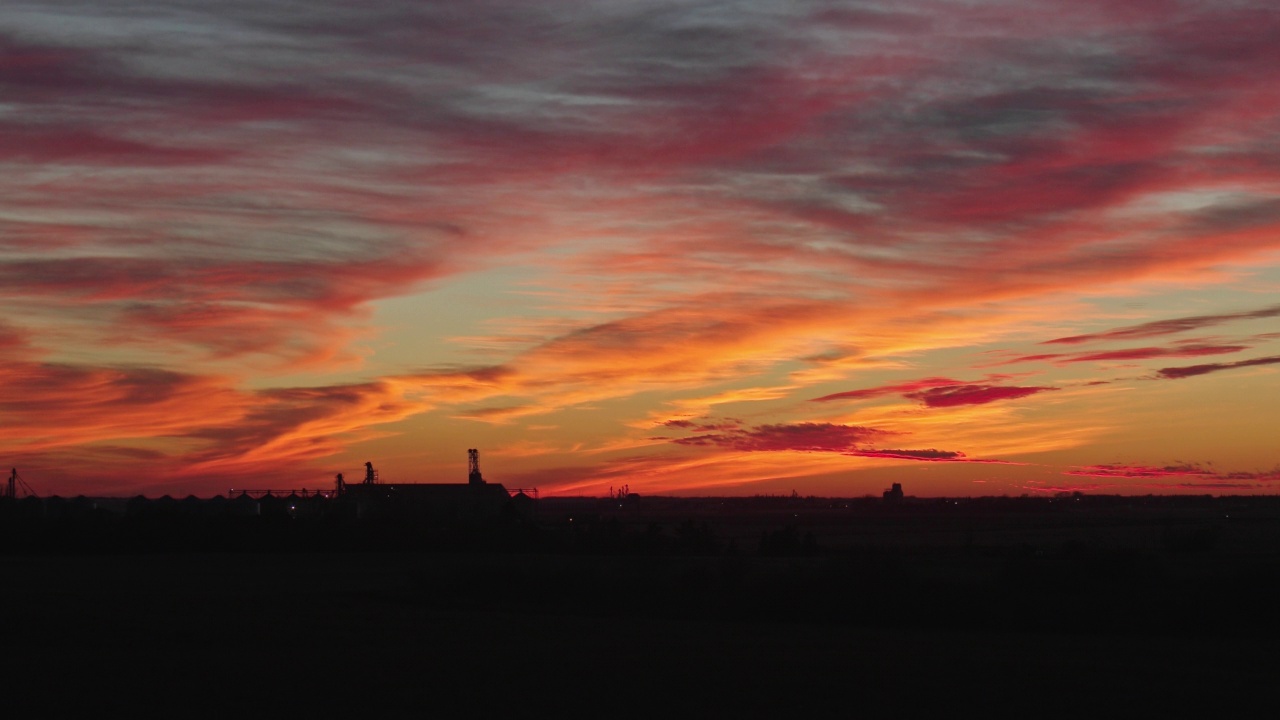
left=814, top=376, right=1056, bottom=409
left=812, top=377, right=965, bottom=403
left=905, top=384, right=1056, bottom=408
left=0, top=322, right=30, bottom=355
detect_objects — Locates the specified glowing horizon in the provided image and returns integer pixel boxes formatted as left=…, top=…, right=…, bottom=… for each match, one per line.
left=3, top=0, right=1278, bottom=498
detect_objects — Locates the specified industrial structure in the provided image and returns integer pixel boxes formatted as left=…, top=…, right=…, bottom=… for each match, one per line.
left=5, top=468, right=35, bottom=501
left=883, top=483, right=904, bottom=503
left=334, top=450, right=518, bottom=523
left=2, top=453, right=536, bottom=528
left=468, top=448, right=483, bottom=485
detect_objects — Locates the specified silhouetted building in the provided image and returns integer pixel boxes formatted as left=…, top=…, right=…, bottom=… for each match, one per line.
left=230, top=492, right=261, bottom=516
left=336, top=451, right=516, bottom=523
left=883, top=483, right=904, bottom=503
left=507, top=490, right=537, bottom=520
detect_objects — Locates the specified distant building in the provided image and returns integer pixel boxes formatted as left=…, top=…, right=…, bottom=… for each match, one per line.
left=336, top=454, right=517, bottom=523
left=883, top=483, right=904, bottom=503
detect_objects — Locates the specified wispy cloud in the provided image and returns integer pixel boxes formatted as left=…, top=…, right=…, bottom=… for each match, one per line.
left=905, top=384, right=1058, bottom=408
left=999, top=342, right=1250, bottom=366
left=1157, top=355, right=1280, bottom=380
left=0, top=361, right=433, bottom=491
left=1063, top=463, right=1280, bottom=489
left=849, top=448, right=1022, bottom=464
left=669, top=422, right=891, bottom=453
left=813, top=377, right=967, bottom=403
left=816, top=376, right=1058, bottom=409
left=1064, top=463, right=1217, bottom=479
left=1044, top=305, right=1280, bottom=345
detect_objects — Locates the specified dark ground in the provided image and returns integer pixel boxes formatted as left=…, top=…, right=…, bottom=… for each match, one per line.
left=4, top=494, right=1280, bottom=716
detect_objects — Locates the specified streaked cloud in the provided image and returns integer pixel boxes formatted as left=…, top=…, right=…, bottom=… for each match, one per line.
left=1, top=360, right=433, bottom=492
left=813, top=377, right=967, bottom=403
left=1044, top=304, right=1280, bottom=345
left=1062, top=463, right=1280, bottom=490
left=849, top=448, right=1021, bottom=464
left=906, top=384, right=1057, bottom=408
left=1064, top=463, right=1217, bottom=480
left=668, top=422, right=891, bottom=453
left=1156, top=355, right=1280, bottom=380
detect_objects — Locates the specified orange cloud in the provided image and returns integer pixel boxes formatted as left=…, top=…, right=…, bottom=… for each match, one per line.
left=0, top=361, right=434, bottom=494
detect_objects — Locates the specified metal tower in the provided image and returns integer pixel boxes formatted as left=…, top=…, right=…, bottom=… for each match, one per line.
left=5, top=468, right=35, bottom=500
left=467, top=449, right=484, bottom=485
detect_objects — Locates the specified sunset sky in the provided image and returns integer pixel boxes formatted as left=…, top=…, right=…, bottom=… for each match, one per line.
left=3, top=0, right=1278, bottom=498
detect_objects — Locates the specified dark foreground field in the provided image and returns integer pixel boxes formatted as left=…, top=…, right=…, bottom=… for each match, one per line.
left=4, top=496, right=1280, bottom=716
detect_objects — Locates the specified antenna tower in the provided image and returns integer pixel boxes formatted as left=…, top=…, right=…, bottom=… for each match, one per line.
left=468, top=449, right=484, bottom=485
left=5, top=468, right=35, bottom=500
